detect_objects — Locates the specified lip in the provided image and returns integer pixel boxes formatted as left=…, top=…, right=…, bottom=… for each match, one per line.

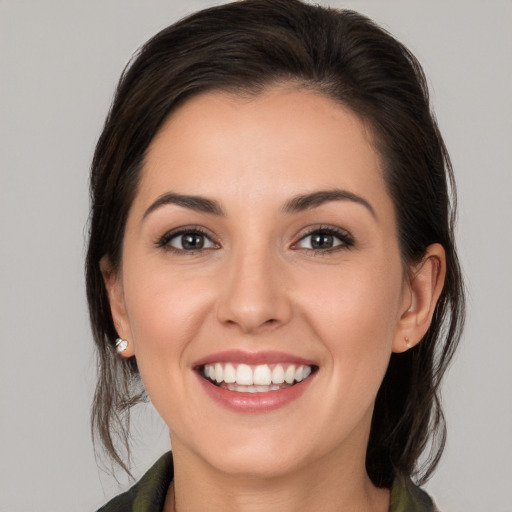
left=193, top=350, right=318, bottom=413
left=192, top=349, right=316, bottom=367
left=197, top=373, right=315, bottom=412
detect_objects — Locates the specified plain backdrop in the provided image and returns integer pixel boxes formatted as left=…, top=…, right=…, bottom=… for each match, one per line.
left=1, top=1, right=511, bottom=511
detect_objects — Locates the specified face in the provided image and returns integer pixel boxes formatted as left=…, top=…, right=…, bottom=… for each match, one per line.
left=108, top=87, right=414, bottom=479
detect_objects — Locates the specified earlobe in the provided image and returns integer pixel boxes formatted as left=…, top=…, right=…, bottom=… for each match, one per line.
left=100, top=256, right=135, bottom=358
left=393, top=243, right=446, bottom=353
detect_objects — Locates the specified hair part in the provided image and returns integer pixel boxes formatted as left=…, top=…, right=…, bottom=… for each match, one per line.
left=86, top=0, right=464, bottom=485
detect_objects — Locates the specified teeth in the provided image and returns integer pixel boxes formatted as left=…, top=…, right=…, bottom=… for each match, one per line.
left=223, top=363, right=236, bottom=383
left=236, top=364, right=253, bottom=385
left=271, top=365, right=285, bottom=384
left=253, top=365, right=272, bottom=385
left=215, top=363, right=223, bottom=383
left=226, top=383, right=290, bottom=393
left=202, top=362, right=314, bottom=388
left=285, top=365, right=296, bottom=384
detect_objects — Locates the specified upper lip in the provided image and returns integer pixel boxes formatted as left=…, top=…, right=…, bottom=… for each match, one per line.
left=192, top=350, right=317, bottom=368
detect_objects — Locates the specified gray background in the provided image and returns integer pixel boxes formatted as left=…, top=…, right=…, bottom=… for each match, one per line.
left=1, top=1, right=511, bottom=510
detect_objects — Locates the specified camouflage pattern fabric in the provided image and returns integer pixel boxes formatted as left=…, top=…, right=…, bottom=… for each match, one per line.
left=97, top=452, right=439, bottom=511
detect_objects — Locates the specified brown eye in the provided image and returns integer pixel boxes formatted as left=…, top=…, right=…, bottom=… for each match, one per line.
left=159, top=229, right=217, bottom=252
left=310, top=233, right=336, bottom=249
left=178, top=233, right=207, bottom=250
left=295, top=228, right=353, bottom=251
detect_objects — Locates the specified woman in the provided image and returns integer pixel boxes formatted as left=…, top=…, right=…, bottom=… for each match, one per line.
left=87, top=0, right=464, bottom=510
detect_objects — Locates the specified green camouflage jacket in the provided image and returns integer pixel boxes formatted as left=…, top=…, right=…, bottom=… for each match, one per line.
left=97, top=452, right=439, bottom=512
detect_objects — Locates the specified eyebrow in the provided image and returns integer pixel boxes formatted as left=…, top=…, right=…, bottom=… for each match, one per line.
left=142, top=188, right=376, bottom=220
left=143, top=192, right=225, bottom=220
left=282, top=189, right=377, bottom=219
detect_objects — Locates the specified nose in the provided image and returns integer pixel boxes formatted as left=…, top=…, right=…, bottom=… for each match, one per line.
left=216, top=247, right=293, bottom=334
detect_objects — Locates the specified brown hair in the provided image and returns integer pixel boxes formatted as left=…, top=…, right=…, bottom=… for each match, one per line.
left=86, top=0, right=464, bottom=486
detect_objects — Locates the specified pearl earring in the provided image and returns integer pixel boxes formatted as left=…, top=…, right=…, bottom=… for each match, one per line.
left=115, top=337, right=129, bottom=354
left=404, top=336, right=412, bottom=349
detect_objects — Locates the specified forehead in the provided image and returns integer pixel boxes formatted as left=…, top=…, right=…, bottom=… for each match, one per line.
left=136, top=87, right=391, bottom=217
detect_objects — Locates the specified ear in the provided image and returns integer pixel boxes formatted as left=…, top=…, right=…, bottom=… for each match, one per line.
left=100, top=256, right=135, bottom=358
left=393, top=243, right=446, bottom=353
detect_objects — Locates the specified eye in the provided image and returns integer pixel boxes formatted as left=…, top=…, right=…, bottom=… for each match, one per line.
left=157, top=228, right=217, bottom=253
left=294, top=227, right=353, bottom=252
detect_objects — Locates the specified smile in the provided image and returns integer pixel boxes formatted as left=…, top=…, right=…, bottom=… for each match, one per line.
left=201, top=363, right=314, bottom=393
left=193, top=351, right=318, bottom=411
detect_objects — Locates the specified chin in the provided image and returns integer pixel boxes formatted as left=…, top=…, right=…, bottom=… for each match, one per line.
left=209, top=447, right=306, bottom=480
left=182, top=428, right=309, bottom=480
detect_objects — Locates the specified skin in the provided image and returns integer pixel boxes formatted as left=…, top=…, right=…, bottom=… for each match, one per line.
left=103, top=86, right=446, bottom=512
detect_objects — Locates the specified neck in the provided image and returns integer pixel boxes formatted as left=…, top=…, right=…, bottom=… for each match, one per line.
left=165, top=439, right=390, bottom=512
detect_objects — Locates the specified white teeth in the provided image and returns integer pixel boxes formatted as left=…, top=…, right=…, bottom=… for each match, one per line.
left=223, top=363, right=236, bottom=383
left=271, top=364, right=285, bottom=384
left=236, top=364, right=253, bottom=385
left=284, top=365, right=296, bottom=384
left=226, top=383, right=290, bottom=393
left=253, top=364, right=272, bottom=385
left=215, top=363, right=223, bottom=383
left=202, top=362, right=314, bottom=388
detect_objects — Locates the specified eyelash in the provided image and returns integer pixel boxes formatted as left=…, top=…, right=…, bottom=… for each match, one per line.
left=292, top=226, right=354, bottom=254
left=155, top=226, right=218, bottom=254
left=155, top=225, right=354, bottom=254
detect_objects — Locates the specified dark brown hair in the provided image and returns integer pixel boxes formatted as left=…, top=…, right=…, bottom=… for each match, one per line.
left=86, top=0, right=464, bottom=487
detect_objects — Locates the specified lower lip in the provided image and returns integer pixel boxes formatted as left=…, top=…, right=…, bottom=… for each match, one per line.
left=197, top=373, right=315, bottom=413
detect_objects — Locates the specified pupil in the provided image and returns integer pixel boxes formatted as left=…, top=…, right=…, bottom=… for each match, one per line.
left=183, top=234, right=204, bottom=249
left=312, top=233, right=333, bottom=249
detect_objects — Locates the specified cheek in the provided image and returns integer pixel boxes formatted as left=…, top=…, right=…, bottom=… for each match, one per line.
left=297, top=258, right=404, bottom=374
left=125, top=270, right=210, bottom=345
left=120, top=262, right=213, bottom=394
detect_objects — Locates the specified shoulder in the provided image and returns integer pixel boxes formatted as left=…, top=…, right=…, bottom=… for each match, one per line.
left=96, top=452, right=174, bottom=512
left=390, top=476, right=441, bottom=512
